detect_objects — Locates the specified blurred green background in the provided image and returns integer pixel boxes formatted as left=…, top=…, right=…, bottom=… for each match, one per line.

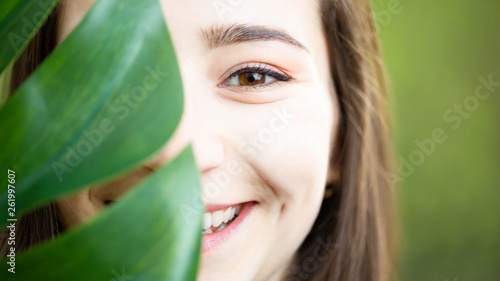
left=372, top=0, right=500, bottom=280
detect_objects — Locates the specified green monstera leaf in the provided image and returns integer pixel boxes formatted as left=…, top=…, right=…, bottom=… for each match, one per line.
left=2, top=147, right=202, bottom=280
left=0, top=0, right=58, bottom=73
left=0, top=0, right=202, bottom=280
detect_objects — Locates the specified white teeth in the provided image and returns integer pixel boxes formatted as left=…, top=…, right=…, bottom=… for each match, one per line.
left=211, top=210, right=223, bottom=228
left=203, top=213, right=212, bottom=229
left=202, top=204, right=243, bottom=233
left=223, top=207, right=232, bottom=223
left=217, top=222, right=228, bottom=232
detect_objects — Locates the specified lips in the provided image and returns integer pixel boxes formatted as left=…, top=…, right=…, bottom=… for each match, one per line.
left=201, top=201, right=256, bottom=253
left=202, top=204, right=242, bottom=234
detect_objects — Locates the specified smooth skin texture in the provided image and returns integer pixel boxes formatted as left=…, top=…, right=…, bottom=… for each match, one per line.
left=57, top=1, right=339, bottom=280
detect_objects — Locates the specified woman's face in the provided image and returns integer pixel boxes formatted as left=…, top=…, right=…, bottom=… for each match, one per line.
left=57, top=1, right=339, bottom=280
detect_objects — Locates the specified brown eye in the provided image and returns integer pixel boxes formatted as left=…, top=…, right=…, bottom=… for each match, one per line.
left=239, top=72, right=265, bottom=86
left=219, top=65, right=292, bottom=91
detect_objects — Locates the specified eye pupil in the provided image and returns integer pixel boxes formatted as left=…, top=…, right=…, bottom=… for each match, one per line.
left=240, top=72, right=264, bottom=86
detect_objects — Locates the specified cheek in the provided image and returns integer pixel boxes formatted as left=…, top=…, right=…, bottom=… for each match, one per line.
left=244, top=87, right=335, bottom=207
left=236, top=85, right=336, bottom=275
left=57, top=190, right=101, bottom=228
left=57, top=0, right=96, bottom=43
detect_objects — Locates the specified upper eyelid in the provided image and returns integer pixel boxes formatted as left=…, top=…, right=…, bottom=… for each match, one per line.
left=219, top=75, right=292, bottom=94
left=218, top=68, right=290, bottom=91
left=228, top=67, right=290, bottom=81
left=217, top=62, right=291, bottom=82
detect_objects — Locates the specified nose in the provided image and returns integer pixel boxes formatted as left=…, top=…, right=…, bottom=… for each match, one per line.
left=144, top=92, right=225, bottom=174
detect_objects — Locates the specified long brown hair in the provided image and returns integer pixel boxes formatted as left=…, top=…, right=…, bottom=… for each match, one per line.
left=287, top=1, right=395, bottom=280
left=1, top=1, right=395, bottom=280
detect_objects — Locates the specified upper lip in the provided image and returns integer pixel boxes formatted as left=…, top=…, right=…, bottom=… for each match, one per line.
left=204, top=202, right=245, bottom=213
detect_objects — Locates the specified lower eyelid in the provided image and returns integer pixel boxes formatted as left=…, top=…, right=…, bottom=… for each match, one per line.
left=232, top=80, right=286, bottom=92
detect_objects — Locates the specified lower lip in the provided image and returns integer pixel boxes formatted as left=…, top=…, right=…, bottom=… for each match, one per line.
left=201, top=201, right=256, bottom=253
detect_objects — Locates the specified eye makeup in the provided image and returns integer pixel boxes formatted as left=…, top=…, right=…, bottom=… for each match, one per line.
left=218, top=62, right=293, bottom=92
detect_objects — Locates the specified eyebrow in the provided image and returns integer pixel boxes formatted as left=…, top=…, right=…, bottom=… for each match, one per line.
left=201, top=24, right=309, bottom=53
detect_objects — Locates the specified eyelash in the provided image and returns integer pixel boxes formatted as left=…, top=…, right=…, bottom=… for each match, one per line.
left=219, top=63, right=293, bottom=91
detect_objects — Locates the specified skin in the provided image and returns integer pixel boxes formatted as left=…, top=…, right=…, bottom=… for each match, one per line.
left=57, top=1, right=339, bottom=280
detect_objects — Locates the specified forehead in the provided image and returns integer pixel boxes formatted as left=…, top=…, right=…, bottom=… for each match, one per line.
left=160, top=0, right=322, bottom=51
left=58, top=0, right=325, bottom=59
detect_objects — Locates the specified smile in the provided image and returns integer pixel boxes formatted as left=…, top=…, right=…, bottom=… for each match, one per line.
left=202, top=204, right=242, bottom=234
left=201, top=201, right=256, bottom=253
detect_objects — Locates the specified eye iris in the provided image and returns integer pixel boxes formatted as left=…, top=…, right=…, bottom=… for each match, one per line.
left=239, top=72, right=264, bottom=86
